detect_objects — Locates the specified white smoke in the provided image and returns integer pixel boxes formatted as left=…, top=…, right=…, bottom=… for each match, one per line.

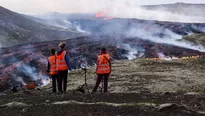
left=4, top=0, right=205, bottom=23
left=157, top=52, right=173, bottom=60
left=38, top=73, right=50, bottom=86
left=157, top=52, right=166, bottom=59
left=23, top=0, right=205, bottom=23
left=107, top=5, right=205, bottom=23
left=125, top=23, right=205, bottom=52
left=53, top=20, right=73, bottom=30
left=37, top=13, right=205, bottom=53
left=36, top=13, right=91, bottom=34
left=191, top=25, right=205, bottom=32
left=17, top=64, right=50, bottom=86
left=36, top=12, right=205, bottom=56
left=35, top=15, right=74, bottom=30
left=73, top=23, right=91, bottom=34
left=121, top=44, right=139, bottom=60
left=15, top=76, right=26, bottom=85
left=94, top=0, right=205, bottom=23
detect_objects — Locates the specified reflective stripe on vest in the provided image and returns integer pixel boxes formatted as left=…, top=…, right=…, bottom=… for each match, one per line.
left=48, top=55, right=57, bottom=75
left=97, top=54, right=110, bottom=74
left=98, top=68, right=110, bottom=70
left=56, top=51, right=68, bottom=71
left=98, top=63, right=109, bottom=66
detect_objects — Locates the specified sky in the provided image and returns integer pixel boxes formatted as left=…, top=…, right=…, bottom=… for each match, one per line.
left=1, top=0, right=205, bottom=14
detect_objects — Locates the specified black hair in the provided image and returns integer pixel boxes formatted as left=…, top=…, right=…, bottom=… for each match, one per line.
left=51, top=48, right=56, bottom=55
left=101, top=48, right=107, bottom=54
left=101, top=48, right=106, bottom=51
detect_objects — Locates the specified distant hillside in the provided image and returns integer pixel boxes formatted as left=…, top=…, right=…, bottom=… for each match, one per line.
left=143, top=2, right=205, bottom=17
left=0, top=6, right=82, bottom=48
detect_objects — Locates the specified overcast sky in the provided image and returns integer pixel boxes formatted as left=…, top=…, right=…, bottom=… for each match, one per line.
left=1, top=0, right=205, bottom=14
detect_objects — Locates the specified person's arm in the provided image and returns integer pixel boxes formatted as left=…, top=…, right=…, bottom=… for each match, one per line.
left=47, top=60, right=50, bottom=73
left=65, top=53, right=72, bottom=70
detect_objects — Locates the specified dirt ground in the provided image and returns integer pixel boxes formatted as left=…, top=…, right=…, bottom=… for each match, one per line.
left=1, top=57, right=205, bottom=116
left=64, top=57, right=205, bottom=94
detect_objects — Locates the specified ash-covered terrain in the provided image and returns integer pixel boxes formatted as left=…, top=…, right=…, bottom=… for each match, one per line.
left=1, top=58, right=205, bottom=116
left=1, top=34, right=205, bottom=91
left=1, top=3, right=205, bottom=91
left=1, top=3, right=205, bottom=116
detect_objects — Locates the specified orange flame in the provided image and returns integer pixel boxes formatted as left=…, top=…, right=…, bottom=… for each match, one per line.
left=96, top=11, right=106, bottom=18
left=95, top=10, right=113, bottom=20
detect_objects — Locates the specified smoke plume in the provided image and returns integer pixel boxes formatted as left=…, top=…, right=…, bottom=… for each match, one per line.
left=73, top=23, right=91, bottom=34
left=107, top=4, right=205, bottom=23
left=15, top=76, right=26, bottom=86
left=125, top=23, right=205, bottom=52
left=122, top=44, right=140, bottom=60
left=16, top=64, right=50, bottom=86
left=32, top=0, right=205, bottom=23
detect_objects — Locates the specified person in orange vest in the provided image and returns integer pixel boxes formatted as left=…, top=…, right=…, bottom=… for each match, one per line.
left=92, top=48, right=111, bottom=93
left=47, top=48, right=58, bottom=93
left=56, top=42, right=72, bottom=93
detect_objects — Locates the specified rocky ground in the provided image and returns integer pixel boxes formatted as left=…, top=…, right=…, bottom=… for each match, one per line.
left=1, top=35, right=203, bottom=92
left=1, top=57, right=205, bottom=116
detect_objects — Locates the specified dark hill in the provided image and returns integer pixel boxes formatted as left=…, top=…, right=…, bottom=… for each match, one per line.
left=0, top=6, right=82, bottom=48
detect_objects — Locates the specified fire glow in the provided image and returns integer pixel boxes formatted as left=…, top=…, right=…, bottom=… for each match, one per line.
left=95, top=11, right=113, bottom=20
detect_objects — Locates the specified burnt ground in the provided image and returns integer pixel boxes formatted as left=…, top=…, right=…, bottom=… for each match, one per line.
left=1, top=5, right=205, bottom=116
left=0, top=36, right=205, bottom=91
left=0, top=91, right=205, bottom=116
left=1, top=57, right=205, bottom=116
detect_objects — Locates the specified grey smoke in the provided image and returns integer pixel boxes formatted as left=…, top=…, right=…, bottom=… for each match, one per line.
left=125, top=23, right=205, bottom=52
left=121, top=44, right=140, bottom=60
left=100, top=0, right=205, bottom=23
left=157, top=52, right=172, bottom=60
left=15, top=76, right=26, bottom=85
left=191, top=25, right=205, bottom=32
left=73, top=23, right=91, bottom=34
left=108, top=6, right=205, bottom=23
left=4, top=0, right=205, bottom=23
left=35, top=14, right=90, bottom=34
left=16, top=64, right=50, bottom=86
left=17, top=64, right=38, bottom=81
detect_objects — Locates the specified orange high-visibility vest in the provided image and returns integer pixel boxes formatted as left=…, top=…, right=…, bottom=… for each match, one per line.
left=97, top=54, right=111, bottom=74
left=56, top=51, right=68, bottom=71
left=48, top=55, right=57, bottom=75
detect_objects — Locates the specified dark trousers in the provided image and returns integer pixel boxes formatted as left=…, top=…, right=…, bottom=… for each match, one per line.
left=93, top=73, right=109, bottom=92
left=57, top=70, right=68, bottom=93
left=51, top=74, right=58, bottom=93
